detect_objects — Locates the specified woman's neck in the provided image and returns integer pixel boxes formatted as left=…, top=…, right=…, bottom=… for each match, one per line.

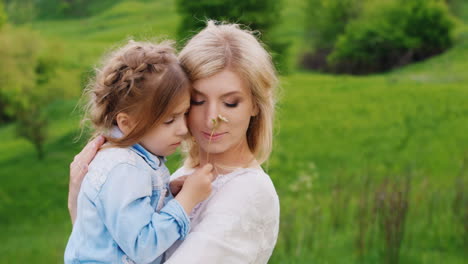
left=198, top=141, right=259, bottom=175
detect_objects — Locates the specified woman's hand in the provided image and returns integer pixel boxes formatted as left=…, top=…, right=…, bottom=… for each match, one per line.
left=68, top=135, right=105, bottom=224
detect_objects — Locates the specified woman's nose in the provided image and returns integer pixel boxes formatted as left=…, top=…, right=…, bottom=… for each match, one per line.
left=205, top=102, right=219, bottom=130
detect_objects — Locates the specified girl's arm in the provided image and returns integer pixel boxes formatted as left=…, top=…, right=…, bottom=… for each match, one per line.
left=95, top=163, right=191, bottom=263
left=93, top=162, right=212, bottom=263
left=68, top=136, right=105, bottom=224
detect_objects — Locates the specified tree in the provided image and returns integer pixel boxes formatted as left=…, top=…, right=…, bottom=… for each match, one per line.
left=0, top=27, right=60, bottom=159
left=301, top=0, right=362, bottom=70
left=302, top=0, right=455, bottom=74
left=176, top=0, right=289, bottom=72
left=328, top=0, right=455, bottom=74
left=0, top=0, right=6, bottom=29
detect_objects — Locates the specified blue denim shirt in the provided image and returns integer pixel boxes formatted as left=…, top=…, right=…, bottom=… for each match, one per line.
left=64, top=143, right=190, bottom=264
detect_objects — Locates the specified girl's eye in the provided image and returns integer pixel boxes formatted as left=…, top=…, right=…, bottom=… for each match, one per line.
left=224, top=102, right=238, bottom=108
left=164, top=118, right=175, bottom=125
left=191, top=100, right=205, bottom=106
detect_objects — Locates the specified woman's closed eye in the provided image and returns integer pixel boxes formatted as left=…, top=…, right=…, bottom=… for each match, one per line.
left=224, top=101, right=238, bottom=108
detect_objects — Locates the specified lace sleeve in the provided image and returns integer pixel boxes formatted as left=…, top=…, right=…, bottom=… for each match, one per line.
left=165, top=170, right=280, bottom=264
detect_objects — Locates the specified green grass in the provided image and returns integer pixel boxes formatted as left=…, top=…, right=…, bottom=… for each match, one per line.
left=1, top=0, right=468, bottom=263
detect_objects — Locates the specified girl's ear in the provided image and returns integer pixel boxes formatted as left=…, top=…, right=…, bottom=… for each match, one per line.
left=116, top=113, right=134, bottom=135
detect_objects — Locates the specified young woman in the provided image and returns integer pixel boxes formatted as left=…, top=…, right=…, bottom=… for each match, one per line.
left=69, top=21, right=280, bottom=263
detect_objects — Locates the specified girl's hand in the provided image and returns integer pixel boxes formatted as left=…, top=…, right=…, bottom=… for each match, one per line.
left=169, top=175, right=188, bottom=196
left=175, top=164, right=215, bottom=215
left=68, top=135, right=105, bottom=224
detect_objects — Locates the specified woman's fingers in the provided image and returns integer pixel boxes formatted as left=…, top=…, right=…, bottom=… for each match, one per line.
left=70, top=135, right=105, bottom=181
left=78, top=135, right=105, bottom=165
left=68, top=135, right=105, bottom=224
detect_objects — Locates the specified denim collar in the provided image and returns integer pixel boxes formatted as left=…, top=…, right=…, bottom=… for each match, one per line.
left=130, top=143, right=166, bottom=170
left=110, top=126, right=166, bottom=170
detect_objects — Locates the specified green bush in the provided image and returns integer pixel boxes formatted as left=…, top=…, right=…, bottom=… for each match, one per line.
left=328, top=0, right=455, bottom=74
left=3, top=0, right=122, bottom=21
left=176, top=0, right=290, bottom=72
left=0, top=1, right=6, bottom=29
left=34, top=0, right=122, bottom=19
left=301, top=0, right=362, bottom=70
left=304, top=0, right=362, bottom=51
left=0, top=26, right=61, bottom=158
left=3, top=0, right=35, bottom=24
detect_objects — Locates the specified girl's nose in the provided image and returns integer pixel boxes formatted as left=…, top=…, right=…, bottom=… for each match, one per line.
left=176, top=117, right=188, bottom=136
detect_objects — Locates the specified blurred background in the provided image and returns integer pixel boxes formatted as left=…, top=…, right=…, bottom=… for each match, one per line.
left=0, top=0, right=467, bottom=263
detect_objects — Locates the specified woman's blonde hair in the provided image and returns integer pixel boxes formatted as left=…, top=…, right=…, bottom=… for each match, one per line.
left=179, top=21, right=278, bottom=168
left=83, top=40, right=190, bottom=147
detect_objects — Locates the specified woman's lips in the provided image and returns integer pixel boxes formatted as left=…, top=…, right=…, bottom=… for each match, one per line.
left=202, top=132, right=226, bottom=141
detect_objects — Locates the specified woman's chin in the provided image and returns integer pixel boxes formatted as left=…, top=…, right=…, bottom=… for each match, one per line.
left=201, top=144, right=229, bottom=157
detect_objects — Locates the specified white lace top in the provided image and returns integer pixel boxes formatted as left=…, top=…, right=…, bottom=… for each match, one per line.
left=164, top=166, right=280, bottom=264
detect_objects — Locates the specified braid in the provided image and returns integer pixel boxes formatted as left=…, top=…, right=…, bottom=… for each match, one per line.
left=82, top=40, right=186, bottom=144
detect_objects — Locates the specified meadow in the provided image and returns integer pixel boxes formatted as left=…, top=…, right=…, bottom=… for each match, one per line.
left=1, top=0, right=467, bottom=263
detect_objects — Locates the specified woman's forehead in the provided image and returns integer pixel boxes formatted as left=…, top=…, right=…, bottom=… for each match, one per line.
left=192, top=70, right=249, bottom=96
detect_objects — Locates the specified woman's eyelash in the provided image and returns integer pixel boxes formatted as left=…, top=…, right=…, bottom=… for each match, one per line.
left=225, top=102, right=238, bottom=108
left=190, top=99, right=238, bottom=107
left=191, top=100, right=204, bottom=106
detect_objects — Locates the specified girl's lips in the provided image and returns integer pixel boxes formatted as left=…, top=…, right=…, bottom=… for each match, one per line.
left=171, top=142, right=181, bottom=147
left=202, top=132, right=226, bottom=141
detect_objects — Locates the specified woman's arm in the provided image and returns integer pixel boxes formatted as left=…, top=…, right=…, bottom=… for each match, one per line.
left=68, top=136, right=105, bottom=224
left=165, top=172, right=280, bottom=264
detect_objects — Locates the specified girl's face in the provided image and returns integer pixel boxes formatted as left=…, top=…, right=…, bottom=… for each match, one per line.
left=139, top=92, right=190, bottom=157
left=188, top=70, right=257, bottom=159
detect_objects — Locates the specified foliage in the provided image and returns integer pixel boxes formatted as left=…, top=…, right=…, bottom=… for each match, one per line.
left=0, top=0, right=467, bottom=262
left=37, top=0, right=123, bottom=19
left=446, top=0, right=468, bottom=22
left=328, top=0, right=455, bottom=74
left=304, top=0, right=362, bottom=51
left=0, top=1, right=6, bottom=28
left=3, top=0, right=35, bottom=24
left=0, top=26, right=60, bottom=158
left=3, top=0, right=122, bottom=22
left=176, top=0, right=290, bottom=72
left=301, top=0, right=363, bottom=70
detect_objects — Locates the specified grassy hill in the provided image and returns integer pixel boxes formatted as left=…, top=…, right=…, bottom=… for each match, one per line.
left=1, top=0, right=467, bottom=263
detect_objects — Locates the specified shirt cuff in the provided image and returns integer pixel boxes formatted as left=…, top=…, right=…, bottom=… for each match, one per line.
left=160, top=199, right=191, bottom=239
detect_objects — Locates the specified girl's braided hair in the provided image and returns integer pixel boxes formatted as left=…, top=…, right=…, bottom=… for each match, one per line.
left=83, top=40, right=190, bottom=147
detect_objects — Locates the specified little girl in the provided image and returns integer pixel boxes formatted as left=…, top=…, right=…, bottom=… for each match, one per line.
left=65, top=40, right=213, bottom=264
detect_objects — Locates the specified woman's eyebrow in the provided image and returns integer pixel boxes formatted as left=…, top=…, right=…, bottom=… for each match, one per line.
left=221, top=91, right=242, bottom=98
left=192, top=88, right=242, bottom=97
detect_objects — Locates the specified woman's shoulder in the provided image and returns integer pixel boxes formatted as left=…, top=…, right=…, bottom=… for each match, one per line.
left=223, top=168, right=277, bottom=196
left=210, top=168, right=279, bottom=212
